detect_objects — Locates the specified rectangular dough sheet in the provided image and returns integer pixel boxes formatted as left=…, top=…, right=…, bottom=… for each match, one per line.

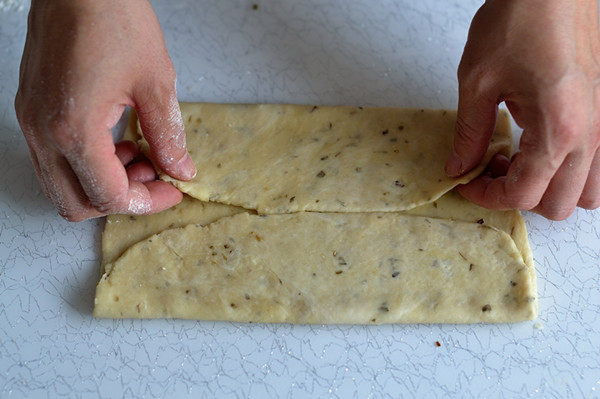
left=96, top=104, right=536, bottom=323
left=94, top=212, right=536, bottom=323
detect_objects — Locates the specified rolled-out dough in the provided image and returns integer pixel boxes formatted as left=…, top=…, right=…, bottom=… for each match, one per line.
left=138, top=103, right=512, bottom=213
left=94, top=104, right=536, bottom=323
left=102, top=190, right=533, bottom=270
left=94, top=212, right=536, bottom=323
left=102, top=196, right=248, bottom=269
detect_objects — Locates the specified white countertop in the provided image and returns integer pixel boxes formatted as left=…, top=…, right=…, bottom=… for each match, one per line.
left=1, top=1, right=599, bottom=397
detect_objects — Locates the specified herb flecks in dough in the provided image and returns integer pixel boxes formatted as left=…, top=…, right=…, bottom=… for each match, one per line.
left=95, top=213, right=537, bottom=324
left=148, top=104, right=513, bottom=213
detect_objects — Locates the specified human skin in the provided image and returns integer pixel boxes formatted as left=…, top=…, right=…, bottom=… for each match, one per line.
left=447, top=0, right=600, bottom=220
left=16, top=1, right=600, bottom=222
left=15, top=0, right=196, bottom=222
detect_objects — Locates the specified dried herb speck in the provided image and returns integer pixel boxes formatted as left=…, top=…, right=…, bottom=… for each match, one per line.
left=476, top=218, right=484, bottom=224
left=310, top=106, right=318, bottom=112
left=289, top=196, right=295, bottom=202
left=382, top=129, right=389, bottom=135
left=335, top=270, right=344, bottom=275
left=379, top=304, right=390, bottom=312
left=316, top=170, right=326, bottom=178
left=391, top=271, right=399, bottom=278
left=469, top=264, right=474, bottom=271
left=482, top=304, right=491, bottom=312
left=320, top=155, right=329, bottom=161
left=510, top=281, right=517, bottom=287
left=394, top=180, right=405, bottom=187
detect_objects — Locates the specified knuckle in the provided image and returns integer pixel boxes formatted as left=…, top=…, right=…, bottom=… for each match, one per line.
left=547, top=103, right=586, bottom=147
left=454, top=114, right=480, bottom=142
left=154, top=71, right=177, bottom=99
left=537, top=199, right=574, bottom=221
left=506, top=197, right=538, bottom=210
left=545, top=207, right=573, bottom=221
left=579, top=197, right=600, bottom=210
left=503, top=187, right=539, bottom=210
left=90, top=193, right=128, bottom=214
left=47, top=114, right=81, bottom=151
left=14, top=97, right=36, bottom=134
left=457, top=61, right=496, bottom=94
left=58, top=208, right=87, bottom=222
left=163, top=66, right=177, bottom=84
left=553, top=123, right=580, bottom=146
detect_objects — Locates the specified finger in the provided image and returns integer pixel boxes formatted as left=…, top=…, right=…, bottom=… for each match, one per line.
left=126, top=160, right=158, bottom=183
left=487, top=153, right=510, bottom=178
left=142, top=180, right=183, bottom=213
left=61, top=124, right=180, bottom=215
left=534, top=152, right=591, bottom=220
left=578, top=148, right=600, bottom=209
left=446, top=78, right=498, bottom=177
left=133, top=77, right=196, bottom=180
left=114, top=140, right=139, bottom=165
left=37, top=151, right=103, bottom=221
left=458, top=150, right=562, bottom=210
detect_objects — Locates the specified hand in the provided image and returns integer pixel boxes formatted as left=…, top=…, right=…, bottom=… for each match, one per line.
left=446, top=0, right=600, bottom=220
left=15, top=0, right=196, bottom=222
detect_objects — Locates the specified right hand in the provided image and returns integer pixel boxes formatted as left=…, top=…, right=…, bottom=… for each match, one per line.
left=445, top=0, right=600, bottom=220
left=15, top=0, right=196, bottom=222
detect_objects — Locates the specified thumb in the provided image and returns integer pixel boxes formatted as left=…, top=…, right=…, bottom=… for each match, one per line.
left=134, top=77, right=196, bottom=181
left=446, top=86, right=498, bottom=177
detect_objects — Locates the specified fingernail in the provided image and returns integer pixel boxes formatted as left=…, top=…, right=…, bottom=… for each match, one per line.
left=445, top=151, right=463, bottom=176
left=176, top=153, right=197, bottom=180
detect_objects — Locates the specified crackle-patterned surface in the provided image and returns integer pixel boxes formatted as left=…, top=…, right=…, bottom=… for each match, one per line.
left=1, top=1, right=599, bottom=397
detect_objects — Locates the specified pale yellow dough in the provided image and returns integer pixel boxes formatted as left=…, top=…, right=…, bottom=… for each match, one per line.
left=94, top=212, right=536, bottom=323
left=101, top=196, right=248, bottom=268
left=95, top=104, right=536, bottom=323
left=139, top=103, right=512, bottom=213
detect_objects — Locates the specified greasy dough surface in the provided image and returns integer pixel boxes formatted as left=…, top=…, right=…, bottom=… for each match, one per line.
left=139, top=103, right=512, bottom=213
left=102, top=196, right=248, bottom=268
left=95, top=213, right=536, bottom=323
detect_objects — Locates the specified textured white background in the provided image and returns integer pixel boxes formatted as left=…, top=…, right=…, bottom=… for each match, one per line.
left=1, top=1, right=599, bottom=398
